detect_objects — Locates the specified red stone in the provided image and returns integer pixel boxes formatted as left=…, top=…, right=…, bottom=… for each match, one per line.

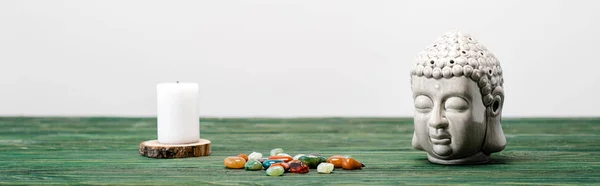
left=289, top=161, right=309, bottom=173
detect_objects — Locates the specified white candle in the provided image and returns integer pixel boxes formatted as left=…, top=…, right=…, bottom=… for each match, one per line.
left=156, top=82, right=200, bottom=144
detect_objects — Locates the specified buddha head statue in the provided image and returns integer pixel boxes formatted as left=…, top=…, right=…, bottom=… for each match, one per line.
left=409, top=30, right=506, bottom=165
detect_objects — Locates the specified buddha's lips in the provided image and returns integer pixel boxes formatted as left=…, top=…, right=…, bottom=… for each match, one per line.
left=429, top=131, right=451, bottom=145
left=430, top=138, right=451, bottom=145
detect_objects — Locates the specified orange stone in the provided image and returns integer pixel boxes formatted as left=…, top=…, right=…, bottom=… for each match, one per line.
left=268, top=155, right=293, bottom=162
left=237, top=154, right=249, bottom=161
left=270, top=162, right=290, bottom=171
left=224, top=156, right=246, bottom=169
left=327, top=155, right=346, bottom=168
left=342, top=158, right=363, bottom=170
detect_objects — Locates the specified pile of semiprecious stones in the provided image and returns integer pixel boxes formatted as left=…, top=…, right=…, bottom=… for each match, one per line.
left=223, top=148, right=365, bottom=176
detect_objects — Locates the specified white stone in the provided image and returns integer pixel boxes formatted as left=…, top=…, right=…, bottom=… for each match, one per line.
left=270, top=148, right=284, bottom=156
left=248, top=152, right=262, bottom=160
left=276, top=153, right=292, bottom=158
left=317, top=163, right=334, bottom=174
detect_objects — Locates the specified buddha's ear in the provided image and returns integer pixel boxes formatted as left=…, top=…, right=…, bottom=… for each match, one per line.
left=482, top=87, right=506, bottom=154
left=412, top=132, right=424, bottom=150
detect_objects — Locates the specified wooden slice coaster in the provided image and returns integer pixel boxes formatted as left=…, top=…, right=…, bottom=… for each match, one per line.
left=139, top=139, right=211, bottom=158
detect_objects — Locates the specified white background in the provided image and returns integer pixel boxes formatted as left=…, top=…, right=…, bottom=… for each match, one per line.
left=1, top=0, right=599, bottom=117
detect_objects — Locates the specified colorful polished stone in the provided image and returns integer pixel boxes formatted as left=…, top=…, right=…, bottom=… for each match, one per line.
left=269, top=162, right=290, bottom=171
left=319, top=156, right=328, bottom=163
left=276, top=153, right=292, bottom=157
left=265, top=166, right=285, bottom=176
left=262, top=159, right=285, bottom=169
left=224, top=156, right=246, bottom=169
left=244, top=159, right=263, bottom=171
left=230, top=150, right=365, bottom=173
left=288, top=160, right=309, bottom=174
left=268, top=155, right=293, bottom=162
left=248, top=152, right=262, bottom=160
left=298, top=155, right=322, bottom=169
left=288, top=160, right=301, bottom=164
left=327, top=155, right=346, bottom=168
left=293, top=154, right=306, bottom=160
left=237, top=154, right=248, bottom=161
left=342, top=157, right=364, bottom=170
left=317, top=163, right=334, bottom=174
left=310, top=154, right=325, bottom=162
left=270, top=148, right=284, bottom=156
left=257, top=158, right=268, bottom=163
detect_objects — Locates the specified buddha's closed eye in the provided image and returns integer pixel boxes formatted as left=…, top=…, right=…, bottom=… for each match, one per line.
left=414, top=95, right=433, bottom=112
left=444, top=97, right=469, bottom=112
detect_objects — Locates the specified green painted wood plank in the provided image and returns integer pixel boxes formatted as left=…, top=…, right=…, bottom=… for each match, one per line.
left=0, top=117, right=598, bottom=185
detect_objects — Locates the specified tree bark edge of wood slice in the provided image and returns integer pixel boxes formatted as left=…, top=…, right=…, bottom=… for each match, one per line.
left=139, top=139, right=211, bottom=158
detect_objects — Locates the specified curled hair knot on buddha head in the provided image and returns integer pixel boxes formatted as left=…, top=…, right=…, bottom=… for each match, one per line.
left=410, top=30, right=504, bottom=109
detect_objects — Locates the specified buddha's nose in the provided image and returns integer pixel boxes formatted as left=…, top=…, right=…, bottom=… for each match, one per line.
left=428, top=110, right=449, bottom=129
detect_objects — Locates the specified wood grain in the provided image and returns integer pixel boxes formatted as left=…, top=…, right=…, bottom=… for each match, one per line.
left=0, top=117, right=598, bottom=185
left=139, top=139, right=211, bottom=158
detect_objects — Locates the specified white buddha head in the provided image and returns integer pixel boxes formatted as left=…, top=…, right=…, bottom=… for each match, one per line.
left=410, top=30, right=506, bottom=164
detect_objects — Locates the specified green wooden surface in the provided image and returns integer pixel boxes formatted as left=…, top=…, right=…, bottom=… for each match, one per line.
left=0, top=117, right=599, bottom=185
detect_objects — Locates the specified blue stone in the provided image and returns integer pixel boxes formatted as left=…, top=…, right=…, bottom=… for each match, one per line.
left=262, top=159, right=284, bottom=169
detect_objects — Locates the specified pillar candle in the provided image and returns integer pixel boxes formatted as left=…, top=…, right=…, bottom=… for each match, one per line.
left=156, top=82, right=199, bottom=144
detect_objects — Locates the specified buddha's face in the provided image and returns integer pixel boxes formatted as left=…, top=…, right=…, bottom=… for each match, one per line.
left=411, top=76, right=486, bottom=160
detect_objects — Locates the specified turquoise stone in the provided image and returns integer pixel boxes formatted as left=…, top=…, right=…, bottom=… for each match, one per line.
left=262, top=159, right=284, bottom=169
left=265, top=166, right=284, bottom=176
left=298, top=155, right=322, bottom=169
left=244, top=159, right=263, bottom=171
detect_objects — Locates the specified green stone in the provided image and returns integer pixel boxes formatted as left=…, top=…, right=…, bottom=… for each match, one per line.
left=319, top=156, right=328, bottom=163
left=244, top=159, right=263, bottom=171
left=293, top=154, right=306, bottom=160
left=298, top=155, right=322, bottom=169
left=266, top=166, right=284, bottom=176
